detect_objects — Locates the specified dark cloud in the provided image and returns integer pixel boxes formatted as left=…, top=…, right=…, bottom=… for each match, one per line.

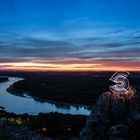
left=101, top=43, right=124, bottom=48
left=0, top=30, right=140, bottom=69
left=133, top=35, right=140, bottom=39
left=0, top=58, right=31, bottom=63
left=0, top=36, right=79, bottom=59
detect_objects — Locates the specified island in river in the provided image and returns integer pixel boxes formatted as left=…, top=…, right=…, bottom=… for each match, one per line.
left=7, top=73, right=111, bottom=106
left=7, top=72, right=140, bottom=106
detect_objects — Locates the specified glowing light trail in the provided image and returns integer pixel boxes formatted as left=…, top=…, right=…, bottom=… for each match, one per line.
left=109, top=72, right=130, bottom=94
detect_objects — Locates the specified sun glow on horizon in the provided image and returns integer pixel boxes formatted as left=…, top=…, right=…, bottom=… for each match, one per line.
left=0, top=62, right=140, bottom=72
left=0, top=1, right=139, bottom=73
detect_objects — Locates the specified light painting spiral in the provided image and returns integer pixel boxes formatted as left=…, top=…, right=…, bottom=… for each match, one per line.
left=109, top=72, right=130, bottom=94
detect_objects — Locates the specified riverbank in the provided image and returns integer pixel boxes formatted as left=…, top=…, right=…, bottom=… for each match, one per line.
left=7, top=75, right=111, bottom=106
left=0, top=77, right=89, bottom=115
left=7, top=72, right=140, bottom=106
left=7, top=86, right=91, bottom=110
left=7, top=85, right=26, bottom=98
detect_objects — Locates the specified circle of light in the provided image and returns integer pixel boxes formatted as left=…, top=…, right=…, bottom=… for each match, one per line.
left=109, top=72, right=130, bottom=94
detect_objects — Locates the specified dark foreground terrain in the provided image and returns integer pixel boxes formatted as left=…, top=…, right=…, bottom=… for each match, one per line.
left=80, top=86, right=140, bottom=140
left=0, top=120, right=51, bottom=140
left=0, top=71, right=140, bottom=140
left=0, top=110, right=86, bottom=139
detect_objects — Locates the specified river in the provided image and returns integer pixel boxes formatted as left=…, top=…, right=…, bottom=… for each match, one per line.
left=0, top=77, right=91, bottom=115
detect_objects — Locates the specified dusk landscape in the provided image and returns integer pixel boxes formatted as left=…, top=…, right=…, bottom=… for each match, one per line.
left=0, top=0, right=140, bottom=140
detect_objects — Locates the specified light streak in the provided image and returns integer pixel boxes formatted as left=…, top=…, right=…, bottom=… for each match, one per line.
left=109, top=72, right=130, bottom=94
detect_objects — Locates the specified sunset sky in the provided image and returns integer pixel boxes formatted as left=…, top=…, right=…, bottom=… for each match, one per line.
left=0, top=0, right=140, bottom=71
